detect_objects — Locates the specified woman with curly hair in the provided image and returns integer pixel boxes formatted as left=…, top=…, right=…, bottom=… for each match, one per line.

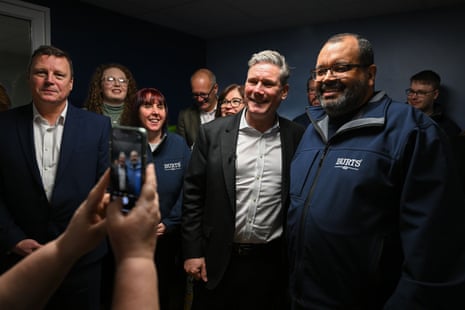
left=84, top=63, right=137, bottom=126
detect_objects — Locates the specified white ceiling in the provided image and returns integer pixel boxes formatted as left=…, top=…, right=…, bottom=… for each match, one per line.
left=80, top=0, right=464, bottom=39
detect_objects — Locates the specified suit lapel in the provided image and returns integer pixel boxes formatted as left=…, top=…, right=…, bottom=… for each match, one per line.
left=54, top=104, right=79, bottom=184
left=221, top=115, right=241, bottom=211
left=16, top=104, right=43, bottom=187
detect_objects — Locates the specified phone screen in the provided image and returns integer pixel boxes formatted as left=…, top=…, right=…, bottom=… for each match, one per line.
left=109, top=125, right=147, bottom=212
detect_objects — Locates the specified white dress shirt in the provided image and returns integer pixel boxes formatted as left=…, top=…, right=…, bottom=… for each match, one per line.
left=33, top=103, right=67, bottom=201
left=200, top=108, right=216, bottom=124
left=234, top=110, right=282, bottom=243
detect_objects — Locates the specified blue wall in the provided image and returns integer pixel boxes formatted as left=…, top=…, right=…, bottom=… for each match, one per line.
left=25, top=1, right=465, bottom=130
left=207, top=4, right=465, bottom=130
left=27, top=0, right=206, bottom=126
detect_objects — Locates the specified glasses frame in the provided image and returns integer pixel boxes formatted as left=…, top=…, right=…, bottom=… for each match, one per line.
left=405, top=88, right=436, bottom=97
left=102, top=76, right=129, bottom=85
left=192, top=84, right=215, bottom=100
left=221, top=97, right=243, bottom=107
left=311, top=63, right=368, bottom=81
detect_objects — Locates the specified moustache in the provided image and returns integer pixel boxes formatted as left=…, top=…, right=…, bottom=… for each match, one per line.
left=320, top=80, right=345, bottom=92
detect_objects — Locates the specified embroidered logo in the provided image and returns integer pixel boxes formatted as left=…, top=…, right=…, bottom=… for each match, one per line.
left=334, top=157, right=363, bottom=171
left=164, top=161, right=182, bottom=171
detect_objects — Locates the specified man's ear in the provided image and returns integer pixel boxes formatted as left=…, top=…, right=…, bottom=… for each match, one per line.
left=281, top=84, right=289, bottom=100
left=367, top=65, right=377, bottom=87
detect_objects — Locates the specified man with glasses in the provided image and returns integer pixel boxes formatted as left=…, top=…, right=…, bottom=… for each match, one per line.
left=406, top=70, right=461, bottom=137
left=287, top=33, right=465, bottom=309
left=177, top=68, right=218, bottom=148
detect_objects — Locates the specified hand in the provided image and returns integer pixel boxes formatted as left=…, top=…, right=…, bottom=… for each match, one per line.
left=12, top=239, right=43, bottom=256
left=156, top=223, right=166, bottom=236
left=106, top=164, right=160, bottom=263
left=184, top=257, right=207, bottom=282
left=56, top=169, right=110, bottom=260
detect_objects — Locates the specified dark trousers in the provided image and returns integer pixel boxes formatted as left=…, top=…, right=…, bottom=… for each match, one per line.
left=192, top=240, right=289, bottom=310
left=100, top=238, right=115, bottom=310
left=156, top=231, right=186, bottom=310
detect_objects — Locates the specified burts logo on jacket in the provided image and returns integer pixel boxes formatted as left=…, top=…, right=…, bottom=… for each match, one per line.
left=334, top=157, right=363, bottom=171
left=164, top=161, right=182, bottom=171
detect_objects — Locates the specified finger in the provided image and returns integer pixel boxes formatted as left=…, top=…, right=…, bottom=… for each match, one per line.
left=128, top=164, right=154, bottom=214
left=146, top=163, right=157, bottom=191
left=201, top=265, right=208, bottom=282
left=106, top=196, right=123, bottom=224
left=97, top=193, right=111, bottom=213
left=85, top=169, right=111, bottom=215
left=138, top=164, right=156, bottom=205
left=132, top=163, right=159, bottom=222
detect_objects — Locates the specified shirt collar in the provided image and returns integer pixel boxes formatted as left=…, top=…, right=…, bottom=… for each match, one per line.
left=239, top=108, right=280, bottom=134
left=33, top=101, right=67, bottom=126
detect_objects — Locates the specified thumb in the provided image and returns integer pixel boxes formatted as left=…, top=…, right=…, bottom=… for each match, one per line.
left=201, top=264, right=208, bottom=282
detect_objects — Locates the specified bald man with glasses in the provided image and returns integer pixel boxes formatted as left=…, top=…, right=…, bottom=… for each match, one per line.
left=177, top=68, right=219, bottom=148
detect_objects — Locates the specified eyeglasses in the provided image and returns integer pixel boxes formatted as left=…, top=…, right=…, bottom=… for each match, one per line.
left=103, top=76, right=129, bottom=85
left=221, top=98, right=243, bottom=107
left=311, top=63, right=369, bottom=81
left=192, top=84, right=215, bottom=100
left=405, top=88, right=435, bottom=97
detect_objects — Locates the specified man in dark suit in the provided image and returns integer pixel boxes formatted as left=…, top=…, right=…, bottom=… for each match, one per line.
left=0, top=45, right=110, bottom=310
left=110, top=151, right=128, bottom=192
left=182, top=50, right=304, bottom=310
left=176, top=68, right=218, bottom=148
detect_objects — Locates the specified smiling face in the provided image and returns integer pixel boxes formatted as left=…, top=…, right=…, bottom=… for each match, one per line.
left=29, top=55, right=73, bottom=107
left=191, top=73, right=217, bottom=113
left=101, top=67, right=128, bottom=105
left=220, top=88, right=245, bottom=117
left=138, top=96, right=166, bottom=135
left=315, top=35, right=376, bottom=118
left=407, top=80, right=438, bottom=115
left=244, top=62, right=288, bottom=128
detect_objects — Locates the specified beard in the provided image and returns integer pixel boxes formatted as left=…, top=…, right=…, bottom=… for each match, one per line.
left=318, top=78, right=369, bottom=119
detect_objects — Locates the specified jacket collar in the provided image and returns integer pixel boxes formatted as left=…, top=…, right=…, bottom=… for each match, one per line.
left=309, top=91, right=388, bottom=142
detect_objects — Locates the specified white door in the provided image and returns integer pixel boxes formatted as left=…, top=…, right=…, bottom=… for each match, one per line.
left=0, top=0, right=50, bottom=108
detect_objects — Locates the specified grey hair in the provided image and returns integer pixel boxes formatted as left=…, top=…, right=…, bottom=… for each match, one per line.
left=248, top=50, right=290, bottom=85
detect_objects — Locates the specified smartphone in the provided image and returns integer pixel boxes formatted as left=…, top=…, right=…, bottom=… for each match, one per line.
left=109, top=125, right=147, bottom=212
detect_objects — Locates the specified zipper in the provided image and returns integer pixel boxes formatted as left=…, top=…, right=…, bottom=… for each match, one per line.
left=294, top=142, right=330, bottom=298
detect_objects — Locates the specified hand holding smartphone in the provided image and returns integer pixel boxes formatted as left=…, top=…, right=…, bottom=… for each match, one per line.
left=109, top=125, right=147, bottom=212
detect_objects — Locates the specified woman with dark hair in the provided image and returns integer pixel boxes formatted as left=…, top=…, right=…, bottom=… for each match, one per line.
left=215, top=83, right=246, bottom=118
left=84, top=63, right=138, bottom=126
left=124, top=87, right=191, bottom=310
